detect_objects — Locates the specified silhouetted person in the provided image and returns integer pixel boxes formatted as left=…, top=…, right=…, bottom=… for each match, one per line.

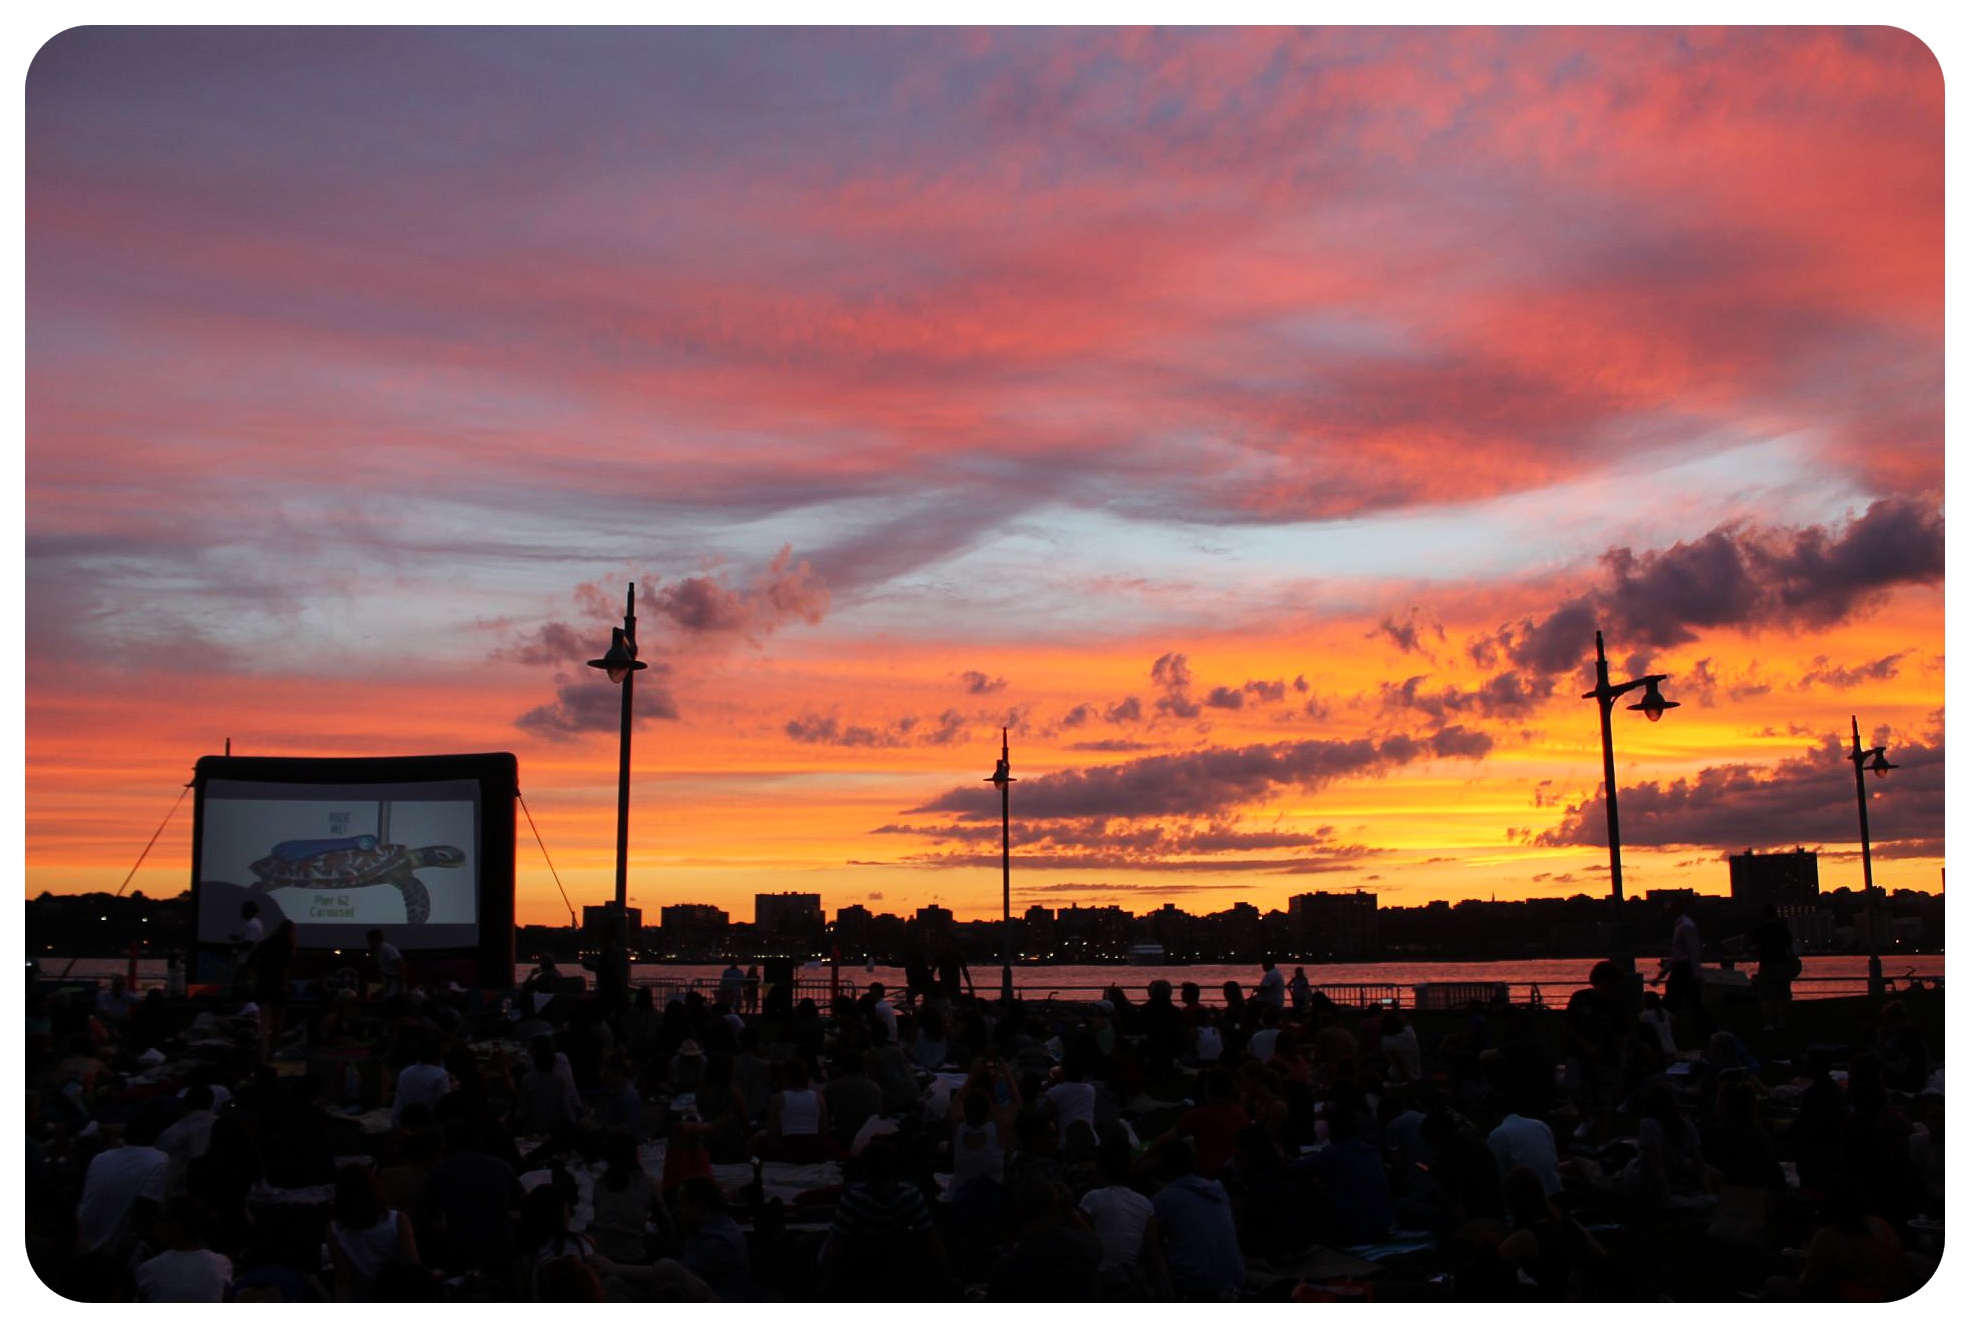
left=1651, top=901, right=1711, bottom=1036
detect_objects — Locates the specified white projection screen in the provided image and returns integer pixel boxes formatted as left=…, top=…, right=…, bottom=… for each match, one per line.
left=190, top=753, right=517, bottom=986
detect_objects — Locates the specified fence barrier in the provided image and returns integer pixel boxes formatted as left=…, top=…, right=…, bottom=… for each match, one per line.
left=628, top=971, right=1939, bottom=1011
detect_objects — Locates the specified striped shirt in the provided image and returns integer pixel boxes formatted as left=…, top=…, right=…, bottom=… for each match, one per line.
left=829, top=1180, right=932, bottom=1243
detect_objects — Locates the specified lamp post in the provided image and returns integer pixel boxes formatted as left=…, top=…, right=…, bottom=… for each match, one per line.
left=986, top=728, right=1014, bottom=1005
left=1583, top=630, right=1678, bottom=974
left=1846, top=716, right=1896, bottom=1000
left=586, top=584, right=647, bottom=997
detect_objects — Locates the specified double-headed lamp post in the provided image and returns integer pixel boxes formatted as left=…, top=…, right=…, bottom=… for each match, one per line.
left=587, top=584, right=647, bottom=996
left=1846, top=716, right=1896, bottom=1000
left=1583, top=630, right=1678, bottom=974
left=986, top=728, right=1014, bottom=1005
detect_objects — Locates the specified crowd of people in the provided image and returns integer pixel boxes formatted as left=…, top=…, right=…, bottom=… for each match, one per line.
left=23, top=939, right=1944, bottom=1302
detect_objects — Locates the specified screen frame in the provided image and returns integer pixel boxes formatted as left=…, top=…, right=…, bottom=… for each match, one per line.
left=190, top=752, right=517, bottom=990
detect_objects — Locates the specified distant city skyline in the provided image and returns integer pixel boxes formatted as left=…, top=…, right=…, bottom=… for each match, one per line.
left=24, top=28, right=1944, bottom=927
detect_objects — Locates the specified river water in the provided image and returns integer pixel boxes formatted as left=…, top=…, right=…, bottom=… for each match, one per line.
left=46, top=952, right=1940, bottom=1003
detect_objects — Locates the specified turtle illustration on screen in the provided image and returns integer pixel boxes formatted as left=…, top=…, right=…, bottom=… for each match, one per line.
left=248, top=836, right=465, bottom=924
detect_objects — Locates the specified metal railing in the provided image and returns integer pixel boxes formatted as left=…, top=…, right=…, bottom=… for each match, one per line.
left=628, top=972, right=1941, bottom=1011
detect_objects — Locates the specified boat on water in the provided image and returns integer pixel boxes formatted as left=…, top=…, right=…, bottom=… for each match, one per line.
left=1127, top=941, right=1165, bottom=965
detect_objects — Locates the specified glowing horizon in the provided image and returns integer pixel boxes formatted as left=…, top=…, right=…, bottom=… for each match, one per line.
left=24, top=27, right=1944, bottom=929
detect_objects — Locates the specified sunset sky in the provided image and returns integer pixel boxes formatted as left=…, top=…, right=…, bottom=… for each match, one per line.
left=23, top=26, right=1945, bottom=928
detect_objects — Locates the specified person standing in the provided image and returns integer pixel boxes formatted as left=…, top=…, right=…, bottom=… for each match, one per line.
left=366, top=929, right=406, bottom=1001
left=1651, top=902, right=1710, bottom=1036
left=1256, top=958, right=1287, bottom=1010
left=937, top=947, right=973, bottom=1001
left=252, top=919, right=296, bottom=1060
left=1564, top=961, right=1630, bottom=1139
left=719, top=959, right=745, bottom=1009
left=231, top=902, right=265, bottom=1000
left=1751, top=905, right=1800, bottom=1031
left=1288, top=966, right=1312, bottom=1015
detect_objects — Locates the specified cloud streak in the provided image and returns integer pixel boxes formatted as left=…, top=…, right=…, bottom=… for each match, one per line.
left=909, top=727, right=1491, bottom=823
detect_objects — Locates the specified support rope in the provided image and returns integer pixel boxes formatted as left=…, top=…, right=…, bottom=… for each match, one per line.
left=57, top=781, right=191, bottom=979
left=517, top=790, right=579, bottom=929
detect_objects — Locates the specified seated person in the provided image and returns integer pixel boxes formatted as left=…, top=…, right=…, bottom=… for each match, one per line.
left=753, top=1057, right=833, bottom=1163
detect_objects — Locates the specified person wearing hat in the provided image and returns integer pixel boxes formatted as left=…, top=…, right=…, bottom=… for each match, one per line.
left=667, top=1040, right=707, bottom=1098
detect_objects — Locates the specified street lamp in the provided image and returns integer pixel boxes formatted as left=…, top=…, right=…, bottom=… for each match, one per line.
left=985, top=728, right=1015, bottom=1005
left=586, top=583, right=648, bottom=997
left=1582, top=630, right=1678, bottom=973
left=1846, top=716, right=1897, bottom=1000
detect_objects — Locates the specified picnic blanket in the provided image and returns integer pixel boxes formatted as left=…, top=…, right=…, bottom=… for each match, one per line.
left=1242, top=1244, right=1385, bottom=1293
left=709, top=1157, right=843, bottom=1204
left=629, top=1140, right=841, bottom=1203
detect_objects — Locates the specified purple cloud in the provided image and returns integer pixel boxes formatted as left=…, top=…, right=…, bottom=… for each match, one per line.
left=517, top=669, right=678, bottom=738
left=1533, top=730, right=1942, bottom=858
left=909, top=727, right=1490, bottom=822
left=1487, top=500, right=1943, bottom=679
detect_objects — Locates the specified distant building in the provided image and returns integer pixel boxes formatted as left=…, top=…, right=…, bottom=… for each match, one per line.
left=1213, top=902, right=1264, bottom=959
left=1022, top=904, right=1056, bottom=954
left=755, top=892, right=824, bottom=933
left=1644, top=888, right=1700, bottom=908
left=834, top=904, right=873, bottom=951
left=660, top=903, right=728, bottom=932
left=1775, top=903, right=1833, bottom=953
left=581, top=904, right=640, bottom=940
left=1053, top=905, right=1134, bottom=958
left=1729, top=848, right=1820, bottom=906
left=1286, top=891, right=1380, bottom=959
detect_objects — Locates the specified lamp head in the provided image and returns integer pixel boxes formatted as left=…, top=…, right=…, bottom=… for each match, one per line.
left=1628, top=678, right=1678, bottom=722
left=1867, top=750, right=1897, bottom=778
left=586, top=627, right=647, bottom=684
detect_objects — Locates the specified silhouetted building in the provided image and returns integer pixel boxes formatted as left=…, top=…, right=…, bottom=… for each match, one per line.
left=834, top=904, right=873, bottom=951
left=661, top=903, right=728, bottom=931
left=1022, top=905, right=1056, bottom=955
left=1287, top=890, right=1380, bottom=959
left=1729, top=848, right=1820, bottom=906
left=1145, top=903, right=1191, bottom=958
left=1644, top=888, right=1700, bottom=908
left=755, top=892, right=824, bottom=933
left=1780, top=903, right=1834, bottom=953
left=1212, top=901, right=1264, bottom=959
left=582, top=903, right=640, bottom=941
left=1053, top=905, right=1133, bottom=958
